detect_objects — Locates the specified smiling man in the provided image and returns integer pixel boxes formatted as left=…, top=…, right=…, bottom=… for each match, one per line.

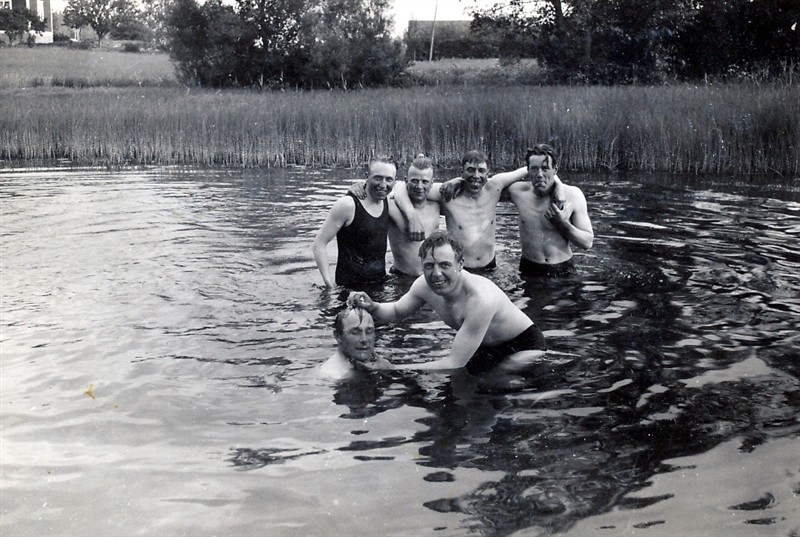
left=313, top=156, right=396, bottom=289
left=391, top=150, right=530, bottom=271
left=386, top=154, right=441, bottom=277
left=348, top=231, right=546, bottom=372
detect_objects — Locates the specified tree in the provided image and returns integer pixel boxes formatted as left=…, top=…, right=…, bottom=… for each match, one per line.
left=165, top=0, right=406, bottom=89
left=471, top=0, right=695, bottom=83
left=139, top=0, right=170, bottom=48
left=469, top=0, right=799, bottom=83
left=63, top=0, right=139, bottom=44
left=0, top=7, right=46, bottom=45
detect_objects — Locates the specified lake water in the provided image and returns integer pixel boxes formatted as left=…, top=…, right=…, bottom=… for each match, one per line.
left=1, top=167, right=798, bottom=537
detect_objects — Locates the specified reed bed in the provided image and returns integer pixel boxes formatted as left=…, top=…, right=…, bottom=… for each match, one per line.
left=1, top=83, right=797, bottom=175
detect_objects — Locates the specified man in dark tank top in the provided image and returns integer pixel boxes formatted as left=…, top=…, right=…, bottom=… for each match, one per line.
left=313, top=156, right=396, bottom=289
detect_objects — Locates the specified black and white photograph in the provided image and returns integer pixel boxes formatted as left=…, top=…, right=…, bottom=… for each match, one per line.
left=1, top=0, right=799, bottom=535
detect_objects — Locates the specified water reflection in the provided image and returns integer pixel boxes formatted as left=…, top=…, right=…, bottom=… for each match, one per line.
left=1, top=167, right=798, bottom=537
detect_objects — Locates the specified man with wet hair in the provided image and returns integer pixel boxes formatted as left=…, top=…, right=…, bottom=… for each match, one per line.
left=320, top=307, right=388, bottom=379
left=313, top=156, right=396, bottom=289
left=507, top=144, right=593, bottom=277
left=386, top=154, right=441, bottom=277
left=348, top=231, right=546, bottom=373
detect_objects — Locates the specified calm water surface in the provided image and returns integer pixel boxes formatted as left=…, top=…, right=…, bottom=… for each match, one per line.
left=1, top=167, right=798, bottom=537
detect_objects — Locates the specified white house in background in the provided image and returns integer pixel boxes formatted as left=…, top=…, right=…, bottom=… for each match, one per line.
left=4, top=0, right=53, bottom=43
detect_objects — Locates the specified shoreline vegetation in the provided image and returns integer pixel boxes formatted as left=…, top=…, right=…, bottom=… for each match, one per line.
left=1, top=48, right=797, bottom=175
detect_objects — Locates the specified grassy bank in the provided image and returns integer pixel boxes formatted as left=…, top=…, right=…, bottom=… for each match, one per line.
left=1, top=48, right=797, bottom=174
left=1, top=83, right=797, bottom=175
left=0, top=47, right=178, bottom=89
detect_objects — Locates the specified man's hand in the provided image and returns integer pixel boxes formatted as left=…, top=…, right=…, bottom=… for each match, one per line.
left=406, top=213, right=425, bottom=242
left=545, top=200, right=571, bottom=227
left=347, top=181, right=368, bottom=200
left=440, top=178, right=465, bottom=202
left=347, top=291, right=375, bottom=311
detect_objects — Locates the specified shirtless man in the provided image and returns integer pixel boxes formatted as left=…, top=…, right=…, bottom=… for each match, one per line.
left=393, top=150, right=531, bottom=271
left=387, top=154, right=441, bottom=277
left=313, top=156, right=396, bottom=289
left=508, top=144, right=593, bottom=277
left=320, top=307, right=390, bottom=379
left=348, top=231, right=546, bottom=372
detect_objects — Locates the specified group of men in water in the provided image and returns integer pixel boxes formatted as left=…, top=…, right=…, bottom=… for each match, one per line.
left=314, top=145, right=594, bottom=379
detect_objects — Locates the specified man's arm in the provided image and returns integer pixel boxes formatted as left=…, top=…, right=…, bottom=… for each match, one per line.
left=348, top=280, right=427, bottom=323
left=546, top=188, right=594, bottom=250
left=312, top=197, right=354, bottom=288
left=440, top=167, right=528, bottom=202
left=397, top=303, right=492, bottom=370
left=392, top=181, right=442, bottom=241
left=487, top=166, right=528, bottom=191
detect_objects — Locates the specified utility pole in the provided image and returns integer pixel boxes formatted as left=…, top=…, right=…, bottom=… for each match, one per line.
left=428, top=0, right=438, bottom=61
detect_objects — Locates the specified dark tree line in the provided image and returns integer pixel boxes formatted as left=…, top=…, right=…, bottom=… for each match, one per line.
left=471, top=0, right=800, bottom=83
left=165, top=0, right=406, bottom=89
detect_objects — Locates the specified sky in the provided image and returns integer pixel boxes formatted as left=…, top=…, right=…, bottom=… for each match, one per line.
left=391, top=0, right=482, bottom=35
left=49, top=0, right=488, bottom=37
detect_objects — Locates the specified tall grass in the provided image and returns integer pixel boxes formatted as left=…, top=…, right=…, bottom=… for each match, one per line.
left=0, top=47, right=178, bottom=89
left=1, top=83, right=797, bottom=175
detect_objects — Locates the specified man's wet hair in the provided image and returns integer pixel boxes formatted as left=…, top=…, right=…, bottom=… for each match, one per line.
left=418, top=230, right=465, bottom=263
left=461, top=150, right=488, bottom=167
left=365, top=154, right=396, bottom=175
left=409, top=153, right=433, bottom=172
left=525, top=144, right=558, bottom=169
left=333, top=307, right=371, bottom=337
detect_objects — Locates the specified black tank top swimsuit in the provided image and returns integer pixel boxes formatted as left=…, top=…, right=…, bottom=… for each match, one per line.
left=335, top=193, right=389, bottom=288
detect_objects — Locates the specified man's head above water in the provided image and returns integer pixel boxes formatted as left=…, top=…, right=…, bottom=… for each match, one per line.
left=333, top=307, right=376, bottom=363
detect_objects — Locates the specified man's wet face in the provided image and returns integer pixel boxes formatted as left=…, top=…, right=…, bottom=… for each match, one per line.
left=366, top=162, right=397, bottom=200
left=461, top=160, right=488, bottom=195
left=406, top=166, right=433, bottom=204
left=527, top=154, right=557, bottom=197
left=422, top=244, right=462, bottom=295
left=336, top=310, right=376, bottom=362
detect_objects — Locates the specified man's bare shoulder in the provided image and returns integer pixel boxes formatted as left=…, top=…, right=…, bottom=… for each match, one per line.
left=508, top=182, right=532, bottom=193
left=463, top=272, right=505, bottom=300
left=562, top=183, right=587, bottom=203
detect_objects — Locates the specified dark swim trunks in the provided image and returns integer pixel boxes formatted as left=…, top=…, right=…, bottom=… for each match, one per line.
left=466, top=324, right=547, bottom=375
left=519, top=257, right=575, bottom=278
left=389, top=265, right=418, bottom=279
left=464, top=256, right=497, bottom=273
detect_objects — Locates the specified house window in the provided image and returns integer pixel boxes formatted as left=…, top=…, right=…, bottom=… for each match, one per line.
left=1, top=2, right=11, bottom=9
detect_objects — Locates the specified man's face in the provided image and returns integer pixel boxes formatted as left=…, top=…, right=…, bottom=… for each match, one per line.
left=527, top=154, right=558, bottom=197
left=366, top=162, right=397, bottom=201
left=406, top=166, right=433, bottom=204
left=461, top=160, right=489, bottom=196
left=336, top=310, right=376, bottom=362
left=422, top=243, right=463, bottom=296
